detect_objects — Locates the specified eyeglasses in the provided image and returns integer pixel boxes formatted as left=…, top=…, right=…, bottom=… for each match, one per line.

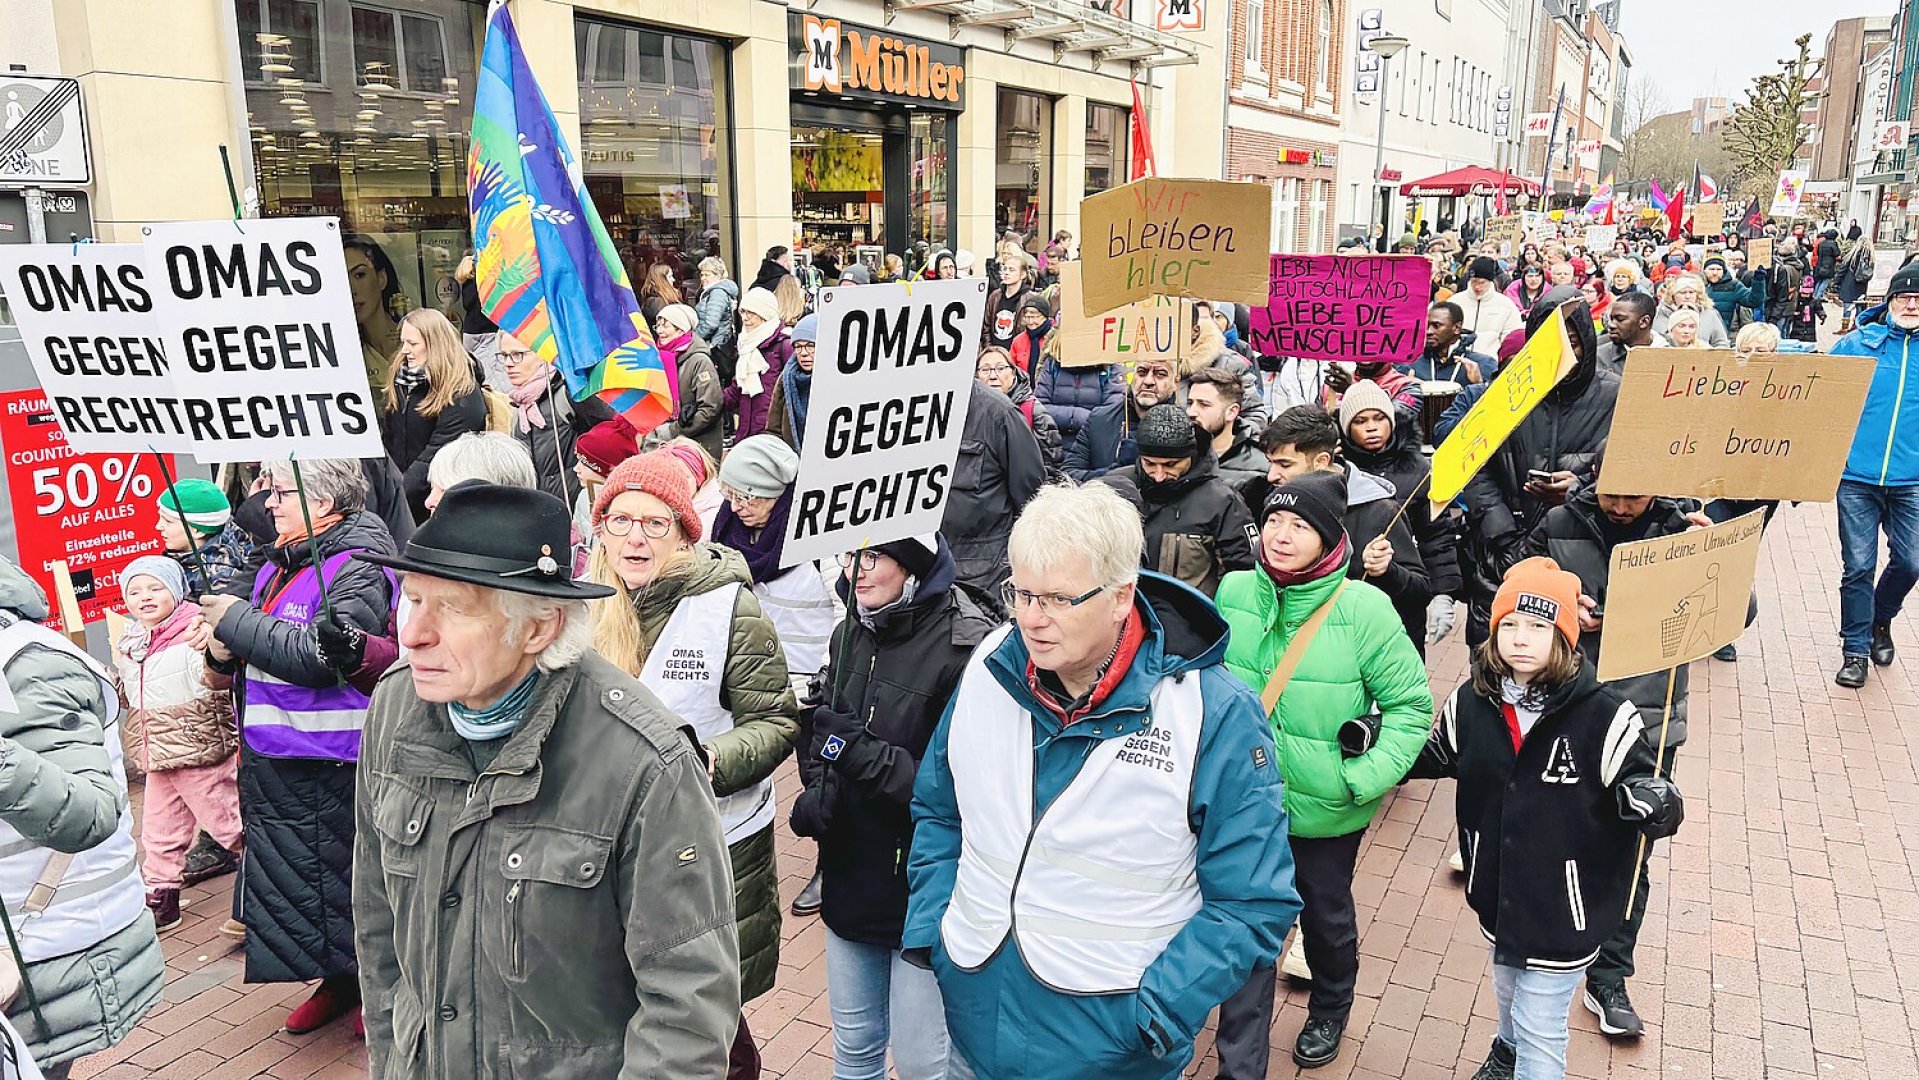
left=836, top=550, right=882, bottom=572
left=793, top=342, right=817, bottom=353
left=499, top=349, right=537, bottom=364
left=602, top=513, right=676, bottom=539
left=978, top=364, right=1013, bottom=376
left=1000, top=582, right=1107, bottom=615
left=263, top=486, right=300, bottom=505
left=721, top=486, right=773, bottom=507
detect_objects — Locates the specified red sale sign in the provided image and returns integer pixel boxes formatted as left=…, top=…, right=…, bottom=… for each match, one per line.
left=0, top=390, right=173, bottom=632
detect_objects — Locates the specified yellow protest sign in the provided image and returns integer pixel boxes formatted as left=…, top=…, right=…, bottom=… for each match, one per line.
left=1054, top=262, right=1191, bottom=369
left=1597, top=510, right=1767, bottom=681
left=1079, top=177, right=1271, bottom=314
left=1429, top=306, right=1576, bottom=507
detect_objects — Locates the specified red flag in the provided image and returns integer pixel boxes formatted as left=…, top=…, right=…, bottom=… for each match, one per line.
left=1129, top=81, right=1157, bottom=179
left=1666, top=189, right=1686, bottom=241
left=1603, top=200, right=1615, bottom=226
left=1496, top=171, right=1508, bottom=216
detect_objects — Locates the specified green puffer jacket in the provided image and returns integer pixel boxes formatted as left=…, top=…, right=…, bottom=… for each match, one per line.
left=630, top=543, right=797, bottom=1000
left=1216, top=564, right=1433, bottom=839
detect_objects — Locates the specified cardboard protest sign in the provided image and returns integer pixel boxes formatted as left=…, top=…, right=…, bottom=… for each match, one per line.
left=1597, top=509, right=1767, bottom=681
left=0, top=244, right=190, bottom=453
left=0, top=389, right=173, bottom=633
left=783, top=278, right=987, bottom=567
left=1429, top=306, right=1575, bottom=507
left=1747, top=238, right=1774, bottom=266
left=1585, top=224, right=1618, bottom=251
left=1080, top=178, right=1270, bottom=314
left=1484, top=215, right=1523, bottom=257
left=1597, top=349, right=1874, bottom=502
left=141, top=217, right=383, bottom=462
left=1055, top=261, right=1190, bottom=369
left=1249, top=254, right=1429, bottom=364
left=1690, top=203, right=1725, bottom=237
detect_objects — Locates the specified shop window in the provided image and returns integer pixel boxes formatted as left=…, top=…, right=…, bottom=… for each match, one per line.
left=996, top=90, right=1052, bottom=247
left=576, top=17, right=735, bottom=292
left=1085, top=102, right=1128, bottom=197
left=237, top=0, right=324, bottom=85
left=911, top=114, right=952, bottom=253
left=350, top=5, right=451, bottom=93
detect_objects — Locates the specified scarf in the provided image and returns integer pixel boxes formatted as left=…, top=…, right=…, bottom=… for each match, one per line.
left=656, top=331, right=689, bottom=402
left=447, top=669, right=541, bottom=742
left=508, top=365, right=557, bottom=430
left=855, top=576, right=919, bottom=630
left=1259, top=533, right=1350, bottom=590
left=392, top=362, right=427, bottom=396
left=712, top=490, right=795, bottom=585
left=735, top=324, right=776, bottom=396
left=780, top=360, right=812, bottom=447
left=119, top=600, right=202, bottom=664
left=1499, top=675, right=1549, bottom=741
left=274, top=512, right=344, bottom=550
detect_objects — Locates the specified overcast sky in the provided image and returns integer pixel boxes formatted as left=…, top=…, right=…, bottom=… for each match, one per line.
left=1619, top=0, right=1897, bottom=110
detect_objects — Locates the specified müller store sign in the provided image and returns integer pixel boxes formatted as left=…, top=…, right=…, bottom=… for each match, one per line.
left=791, top=13, right=969, bottom=111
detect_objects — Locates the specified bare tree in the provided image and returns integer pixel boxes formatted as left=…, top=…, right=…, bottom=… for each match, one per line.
left=1722, top=34, right=1825, bottom=184
left=1618, top=76, right=1670, bottom=180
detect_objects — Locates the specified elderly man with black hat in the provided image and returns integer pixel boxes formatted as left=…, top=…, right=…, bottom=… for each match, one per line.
left=1099, top=403, right=1256, bottom=598
left=352, top=482, right=741, bottom=1078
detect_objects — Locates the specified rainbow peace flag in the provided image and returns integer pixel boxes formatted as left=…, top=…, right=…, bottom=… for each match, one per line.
left=468, top=3, right=671, bottom=435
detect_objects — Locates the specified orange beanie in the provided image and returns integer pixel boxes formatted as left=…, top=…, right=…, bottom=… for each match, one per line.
left=1490, top=556, right=1582, bottom=647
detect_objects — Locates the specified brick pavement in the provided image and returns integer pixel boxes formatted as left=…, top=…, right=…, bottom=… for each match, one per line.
left=72, top=500, right=1919, bottom=1079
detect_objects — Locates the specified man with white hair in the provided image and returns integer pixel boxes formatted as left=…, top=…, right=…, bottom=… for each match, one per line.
left=353, top=483, right=742, bottom=1077
left=904, top=482, right=1300, bottom=1080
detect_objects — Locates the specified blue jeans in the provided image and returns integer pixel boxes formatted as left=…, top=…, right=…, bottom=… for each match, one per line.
left=1492, top=956, right=1585, bottom=1080
left=1835, top=479, right=1919, bottom=656
left=824, top=928, right=950, bottom=1079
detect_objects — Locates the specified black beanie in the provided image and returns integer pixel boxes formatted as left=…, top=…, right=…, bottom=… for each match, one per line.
left=1889, top=261, right=1919, bottom=300
left=1135, top=403, right=1198, bottom=458
left=1263, top=469, right=1348, bottom=550
left=872, top=534, right=940, bottom=580
left=1470, top=256, right=1501, bottom=282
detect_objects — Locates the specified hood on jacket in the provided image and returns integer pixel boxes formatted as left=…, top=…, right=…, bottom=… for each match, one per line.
left=705, top=277, right=740, bottom=303
left=1342, top=418, right=1421, bottom=475
left=1561, top=486, right=1690, bottom=547
left=0, top=556, right=49, bottom=623
left=1528, top=286, right=1601, bottom=399
left=834, top=533, right=958, bottom=617
left=1342, top=463, right=1397, bottom=509
left=1003, top=364, right=1037, bottom=406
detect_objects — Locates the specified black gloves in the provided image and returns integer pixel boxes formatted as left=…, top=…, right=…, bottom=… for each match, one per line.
left=1616, top=777, right=1685, bottom=839
left=314, top=612, right=366, bottom=673
left=812, top=706, right=865, bottom=766
left=1338, top=714, right=1382, bottom=759
left=789, top=782, right=835, bottom=838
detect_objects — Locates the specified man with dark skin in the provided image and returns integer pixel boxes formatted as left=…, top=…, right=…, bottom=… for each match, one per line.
left=1413, top=302, right=1496, bottom=384
left=1598, top=291, right=1661, bottom=371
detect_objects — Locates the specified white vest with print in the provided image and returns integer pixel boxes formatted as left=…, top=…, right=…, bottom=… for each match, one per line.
left=0, top=618, right=148, bottom=963
left=755, top=563, right=837, bottom=681
left=640, top=582, right=776, bottom=844
left=941, top=626, right=1205, bottom=993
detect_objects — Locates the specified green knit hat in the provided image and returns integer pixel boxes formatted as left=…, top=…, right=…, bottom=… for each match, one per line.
left=156, top=478, right=232, bottom=535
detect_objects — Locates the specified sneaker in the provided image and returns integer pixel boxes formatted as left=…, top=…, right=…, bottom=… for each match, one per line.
left=1291, top=1016, right=1345, bottom=1069
left=790, top=869, right=823, bottom=917
left=145, top=888, right=181, bottom=932
left=1872, top=623, right=1896, bottom=667
left=1448, top=848, right=1466, bottom=874
left=1836, top=655, right=1870, bottom=689
left=1711, top=642, right=1738, bottom=662
left=182, top=833, right=240, bottom=886
left=1470, top=1038, right=1516, bottom=1080
left=1584, top=981, right=1645, bottom=1039
left=285, top=982, right=357, bottom=1035
left=1279, top=934, right=1313, bottom=981
left=218, top=919, right=248, bottom=939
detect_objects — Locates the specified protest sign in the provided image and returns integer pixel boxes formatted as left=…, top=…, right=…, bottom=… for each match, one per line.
left=1769, top=170, right=1807, bottom=217
left=783, top=278, right=987, bottom=567
left=1597, top=349, right=1874, bottom=502
left=0, top=244, right=190, bottom=454
left=1484, top=215, right=1523, bottom=258
left=1585, top=224, right=1618, bottom=251
left=1055, top=261, right=1190, bottom=368
left=1597, top=509, right=1767, bottom=681
left=0, top=389, right=172, bottom=633
left=1690, top=203, right=1725, bottom=237
left=1429, top=305, right=1575, bottom=507
left=1249, top=254, right=1429, bottom=364
left=1080, top=178, right=1270, bottom=314
left=1747, top=237, right=1774, bottom=266
left=141, top=217, right=383, bottom=462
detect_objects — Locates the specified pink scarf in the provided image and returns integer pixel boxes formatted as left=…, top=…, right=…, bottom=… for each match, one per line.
left=509, top=362, right=557, bottom=430
left=657, top=331, right=690, bottom=399
left=1260, top=534, right=1351, bottom=590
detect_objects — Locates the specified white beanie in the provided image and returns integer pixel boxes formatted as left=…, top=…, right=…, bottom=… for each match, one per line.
left=656, top=303, right=699, bottom=334
left=1338, top=380, right=1396, bottom=434
left=739, top=287, right=781, bottom=327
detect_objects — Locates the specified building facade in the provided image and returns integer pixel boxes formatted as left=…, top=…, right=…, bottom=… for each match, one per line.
left=1225, top=0, right=1345, bottom=252
left=1813, top=16, right=1895, bottom=182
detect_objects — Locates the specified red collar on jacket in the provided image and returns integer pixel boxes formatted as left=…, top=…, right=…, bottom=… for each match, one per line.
left=1027, top=606, right=1146, bottom=726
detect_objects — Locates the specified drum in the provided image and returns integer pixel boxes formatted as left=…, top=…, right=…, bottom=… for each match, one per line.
left=1417, top=380, right=1462, bottom=452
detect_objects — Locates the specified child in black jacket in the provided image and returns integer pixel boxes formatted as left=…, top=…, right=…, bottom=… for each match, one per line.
left=1411, top=557, right=1683, bottom=1080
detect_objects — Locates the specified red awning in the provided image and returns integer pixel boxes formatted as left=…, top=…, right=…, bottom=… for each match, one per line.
left=1398, top=167, right=1542, bottom=198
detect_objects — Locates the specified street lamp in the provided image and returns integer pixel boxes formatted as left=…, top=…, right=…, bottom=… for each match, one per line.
left=1367, top=33, right=1410, bottom=249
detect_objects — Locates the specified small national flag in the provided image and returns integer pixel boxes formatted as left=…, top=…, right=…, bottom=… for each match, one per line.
left=468, top=1, right=672, bottom=435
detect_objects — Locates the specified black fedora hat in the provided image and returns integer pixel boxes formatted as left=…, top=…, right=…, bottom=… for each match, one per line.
left=356, top=481, right=614, bottom=600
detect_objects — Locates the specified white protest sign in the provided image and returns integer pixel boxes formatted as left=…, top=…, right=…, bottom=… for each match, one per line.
left=1585, top=224, right=1618, bottom=251
left=782, top=278, right=987, bottom=568
left=0, top=244, right=190, bottom=453
left=141, top=217, right=383, bottom=462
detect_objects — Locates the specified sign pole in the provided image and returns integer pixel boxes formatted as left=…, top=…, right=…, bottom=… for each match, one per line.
left=1623, top=664, right=1679, bottom=921
left=286, top=456, right=337, bottom=626
left=150, top=449, right=213, bottom=596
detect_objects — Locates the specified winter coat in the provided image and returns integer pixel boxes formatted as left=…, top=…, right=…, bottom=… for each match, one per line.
left=175, top=521, right=253, bottom=597
left=112, top=613, right=237, bottom=772
left=1216, top=563, right=1433, bottom=838
left=905, top=573, right=1301, bottom=1080
left=1522, top=489, right=1700, bottom=747
left=1833, top=320, right=1919, bottom=485
left=1704, top=273, right=1767, bottom=330
left=355, top=654, right=741, bottom=1079
left=1346, top=426, right=1462, bottom=600
left=1457, top=287, right=1525, bottom=352
left=1033, top=358, right=1126, bottom=444
left=0, top=560, right=164, bottom=1069
left=764, top=367, right=804, bottom=451
left=1188, top=342, right=1270, bottom=429
left=1837, top=241, right=1877, bottom=305
left=384, top=374, right=490, bottom=522
left=1413, top=342, right=1497, bottom=385
left=1813, top=236, right=1841, bottom=280
left=1410, top=664, right=1682, bottom=970
left=1213, top=429, right=1267, bottom=491
left=1335, top=464, right=1434, bottom=649
left=750, top=260, right=789, bottom=295
left=1769, top=252, right=1811, bottom=321
left=626, top=544, right=798, bottom=1001
left=212, top=511, right=397, bottom=983
left=1064, top=396, right=1145, bottom=482
left=696, top=278, right=740, bottom=352
left=363, top=456, right=420, bottom=550
left=791, top=541, right=996, bottom=946
left=982, top=287, right=1044, bottom=350
left=1099, top=446, right=1256, bottom=598
left=940, top=383, right=1047, bottom=593
left=1653, top=303, right=1730, bottom=348
left=513, top=372, right=581, bottom=506
left=724, top=329, right=792, bottom=442
left=674, top=336, right=726, bottom=460
left=1002, top=367, right=1064, bottom=477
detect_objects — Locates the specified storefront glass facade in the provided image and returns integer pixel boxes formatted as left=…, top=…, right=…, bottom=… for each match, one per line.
left=995, top=88, right=1051, bottom=245
left=1085, top=101, right=1128, bottom=198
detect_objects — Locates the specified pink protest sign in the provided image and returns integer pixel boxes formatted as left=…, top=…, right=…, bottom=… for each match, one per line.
left=1249, top=254, right=1430, bottom=365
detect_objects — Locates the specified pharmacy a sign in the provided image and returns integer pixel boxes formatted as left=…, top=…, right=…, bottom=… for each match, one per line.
left=0, top=75, right=90, bottom=186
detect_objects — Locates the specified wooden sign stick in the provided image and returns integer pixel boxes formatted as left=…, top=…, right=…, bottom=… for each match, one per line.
left=48, top=560, right=89, bottom=649
left=1623, top=664, right=1680, bottom=921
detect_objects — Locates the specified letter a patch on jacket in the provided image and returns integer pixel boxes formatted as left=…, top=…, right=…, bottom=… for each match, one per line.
left=1540, top=735, right=1581, bottom=785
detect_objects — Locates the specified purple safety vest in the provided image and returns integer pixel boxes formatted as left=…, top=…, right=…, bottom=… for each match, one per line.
left=241, top=549, right=393, bottom=762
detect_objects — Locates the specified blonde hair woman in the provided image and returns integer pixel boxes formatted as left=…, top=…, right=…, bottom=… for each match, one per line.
left=383, top=308, right=488, bottom=521
left=1653, top=273, right=1730, bottom=347
left=774, top=273, right=808, bottom=327
left=1665, top=308, right=1707, bottom=349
